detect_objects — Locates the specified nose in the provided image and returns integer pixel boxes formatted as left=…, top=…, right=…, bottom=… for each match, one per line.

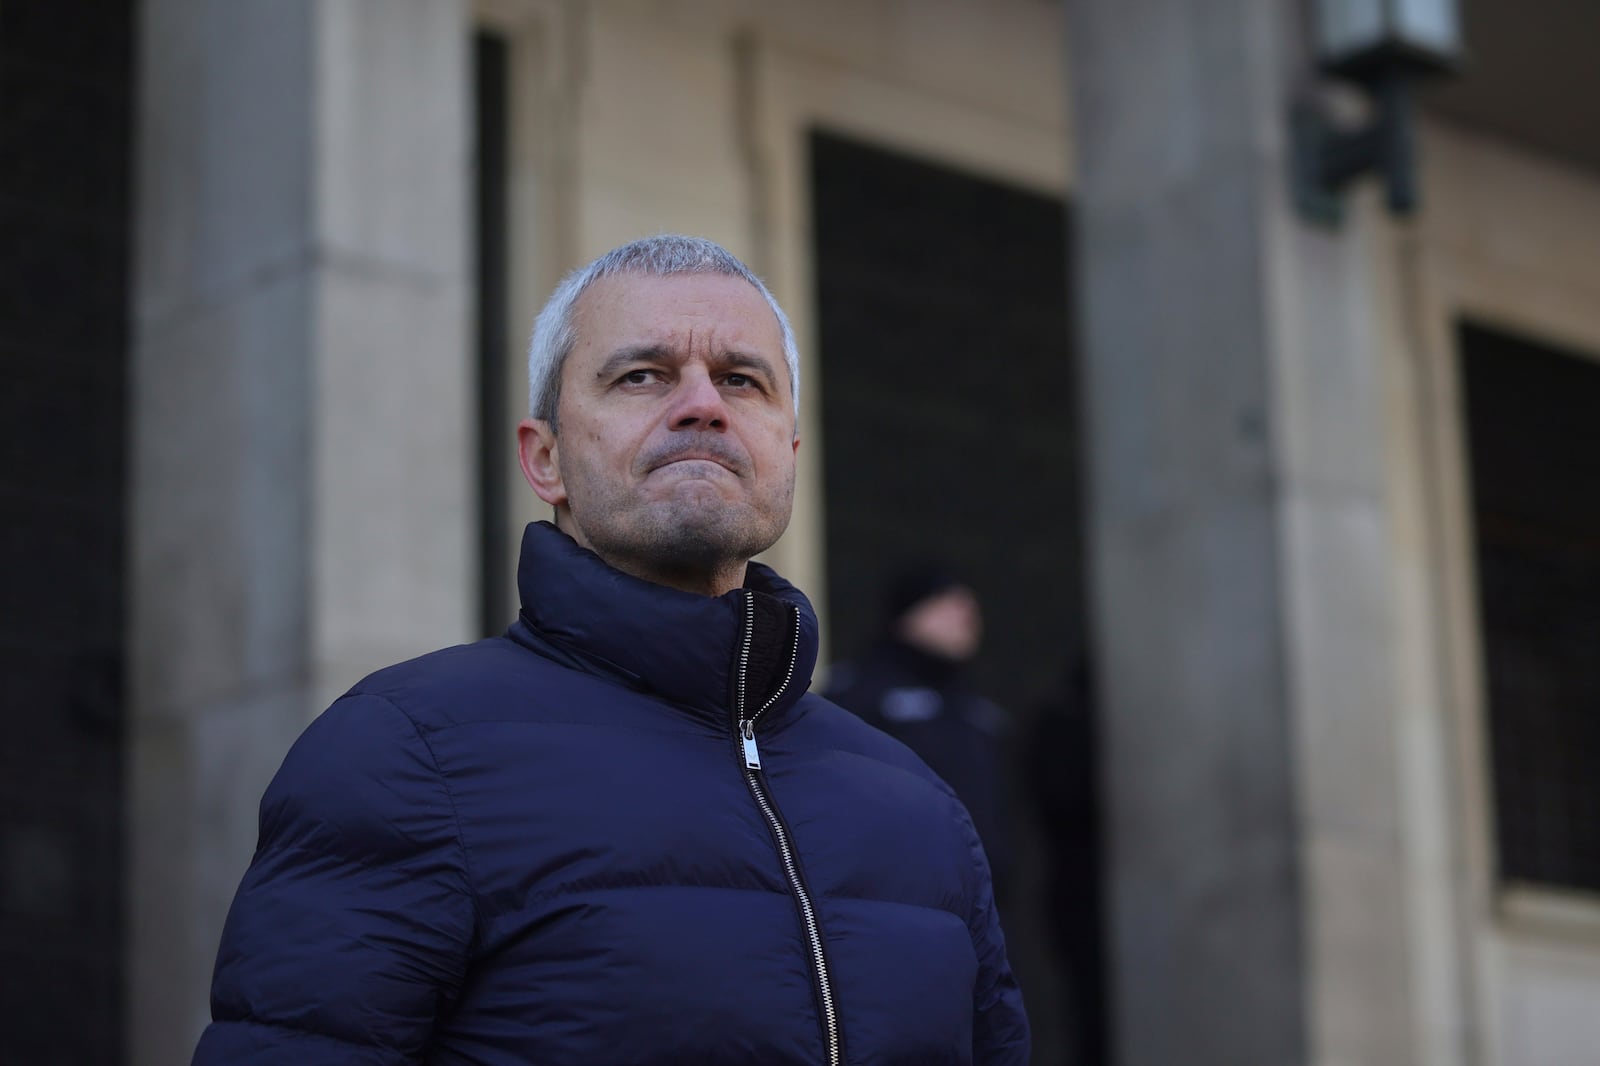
left=668, top=367, right=729, bottom=431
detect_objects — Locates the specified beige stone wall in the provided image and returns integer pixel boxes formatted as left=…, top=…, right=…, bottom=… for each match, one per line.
left=1278, top=114, right=1600, bottom=1066
left=1404, top=119, right=1600, bottom=1066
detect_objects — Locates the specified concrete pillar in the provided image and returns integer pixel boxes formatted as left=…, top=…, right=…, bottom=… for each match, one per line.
left=1067, top=2, right=1419, bottom=1064
left=128, top=2, right=471, bottom=1062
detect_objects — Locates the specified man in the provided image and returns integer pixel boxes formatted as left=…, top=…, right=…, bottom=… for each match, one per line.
left=193, top=235, right=1028, bottom=1065
left=825, top=568, right=1014, bottom=900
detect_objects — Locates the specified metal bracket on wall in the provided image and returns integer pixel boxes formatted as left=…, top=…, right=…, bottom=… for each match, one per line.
left=1291, top=69, right=1419, bottom=226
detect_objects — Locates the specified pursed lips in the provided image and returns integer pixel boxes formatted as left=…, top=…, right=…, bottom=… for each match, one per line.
left=647, top=453, right=742, bottom=477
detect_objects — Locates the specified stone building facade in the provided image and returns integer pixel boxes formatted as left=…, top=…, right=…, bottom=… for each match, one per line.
left=4, top=1, right=1598, bottom=1064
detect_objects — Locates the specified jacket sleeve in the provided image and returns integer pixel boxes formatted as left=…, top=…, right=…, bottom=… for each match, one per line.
left=964, top=812, right=1031, bottom=1065
left=192, top=693, right=477, bottom=1064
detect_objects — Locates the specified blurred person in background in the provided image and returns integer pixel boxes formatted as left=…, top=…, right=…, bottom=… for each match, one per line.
left=192, top=235, right=1028, bottom=1065
left=1027, top=656, right=1108, bottom=1066
left=825, top=566, right=1014, bottom=901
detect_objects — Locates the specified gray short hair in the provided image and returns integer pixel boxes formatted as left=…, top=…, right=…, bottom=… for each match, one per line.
left=526, top=235, right=801, bottom=432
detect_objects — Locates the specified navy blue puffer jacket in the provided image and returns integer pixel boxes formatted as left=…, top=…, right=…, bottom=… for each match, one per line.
left=194, top=522, right=1029, bottom=1064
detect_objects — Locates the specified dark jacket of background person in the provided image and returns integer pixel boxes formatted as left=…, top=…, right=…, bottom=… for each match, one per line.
left=825, top=638, right=1013, bottom=900
left=1026, top=662, right=1108, bottom=1066
left=192, top=522, right=1029, bottom=1065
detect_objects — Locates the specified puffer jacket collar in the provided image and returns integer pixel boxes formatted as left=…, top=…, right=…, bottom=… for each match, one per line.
left=510, top=521, right=819, bottom=728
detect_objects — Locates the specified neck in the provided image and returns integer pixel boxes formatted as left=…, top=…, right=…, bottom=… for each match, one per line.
left=554, top=513, right=748, bottom=597
left=611, top=556, right=749, bottom=598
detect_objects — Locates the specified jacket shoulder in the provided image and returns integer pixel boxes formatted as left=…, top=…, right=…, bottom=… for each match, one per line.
left=791, top=693, right=953, bottom=792
left=342, top=635, right=570, bottom=730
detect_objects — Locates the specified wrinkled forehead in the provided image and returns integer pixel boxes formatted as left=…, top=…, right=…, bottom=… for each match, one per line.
left=570, top=271, right=787, bottom=362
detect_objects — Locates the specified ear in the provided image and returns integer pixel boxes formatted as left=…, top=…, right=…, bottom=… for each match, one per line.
left=517, top=418, right=567, bottom=508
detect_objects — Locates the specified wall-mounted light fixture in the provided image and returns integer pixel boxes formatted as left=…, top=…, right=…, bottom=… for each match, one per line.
left=1293, top=0, right=1464, bottom=224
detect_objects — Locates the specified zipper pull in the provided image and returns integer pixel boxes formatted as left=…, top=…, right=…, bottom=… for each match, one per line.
left=740, top=719, right=762, bottom=771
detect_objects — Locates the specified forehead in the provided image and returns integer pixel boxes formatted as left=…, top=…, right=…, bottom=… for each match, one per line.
left=569, top=272, right=785, bottom=358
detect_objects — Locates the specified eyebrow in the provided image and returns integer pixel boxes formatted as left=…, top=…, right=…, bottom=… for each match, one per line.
left=594, top=344, right=674, bottom=382
left=718, top=351, right=781, bottom=384
left=594, top=345, right=781, bottom=386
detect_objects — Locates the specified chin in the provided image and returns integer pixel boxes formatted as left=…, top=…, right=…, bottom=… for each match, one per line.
left=640, top=502, right=784, bottom=565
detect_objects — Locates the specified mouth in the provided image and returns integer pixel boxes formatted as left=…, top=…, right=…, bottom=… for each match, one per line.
left=654, top=456, right=736, bottom=476
left=647, top=444, right=745, bottom=473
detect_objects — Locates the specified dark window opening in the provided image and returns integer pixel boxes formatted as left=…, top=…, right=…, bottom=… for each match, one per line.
left=473, top=30, right=511, bottom=636
left=1460, top=321, right=1600, bottom=894
left=809, top=129, right=1105, bottom=1066
left=0, top=0, right=137, bottom=1059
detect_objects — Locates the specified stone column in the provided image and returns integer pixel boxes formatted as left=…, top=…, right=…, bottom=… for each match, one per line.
left=1066, top=2, right=1420, bottom=1064
left=128, top=2, right=471, bottom=1062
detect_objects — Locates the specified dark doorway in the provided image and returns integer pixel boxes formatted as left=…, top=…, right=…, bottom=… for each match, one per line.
left=1459, top=321, right=1600, bottom=895
left=810, top=129, right=1103, bottom=1065
left=0, top=0, right=137, bottom=1060
left=810, top=131, right=1085, bottom=712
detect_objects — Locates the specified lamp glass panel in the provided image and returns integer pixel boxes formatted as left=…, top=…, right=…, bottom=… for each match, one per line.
left=1314, top=0, right=1462, bottom=64
left=1394, top=0, right=1462, bottom=54
left=1315, top=0, right=1386, bottom=61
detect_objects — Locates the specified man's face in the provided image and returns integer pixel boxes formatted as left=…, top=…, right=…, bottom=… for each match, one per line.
left=519, top=271, right=799, bottom=592
left=900, top=587, right=983, bottom=662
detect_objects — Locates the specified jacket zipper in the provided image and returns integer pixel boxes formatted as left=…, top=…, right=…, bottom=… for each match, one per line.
left=736, top=593, right=841, bottom=1066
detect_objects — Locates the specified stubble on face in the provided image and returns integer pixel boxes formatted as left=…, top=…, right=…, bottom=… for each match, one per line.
left=582, top=451, right=796, bottom=585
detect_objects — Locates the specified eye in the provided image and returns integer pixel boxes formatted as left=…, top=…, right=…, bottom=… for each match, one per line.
left=620, top=369, right=660, bottom=386
left=723, top=372, right=769, bottom=393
